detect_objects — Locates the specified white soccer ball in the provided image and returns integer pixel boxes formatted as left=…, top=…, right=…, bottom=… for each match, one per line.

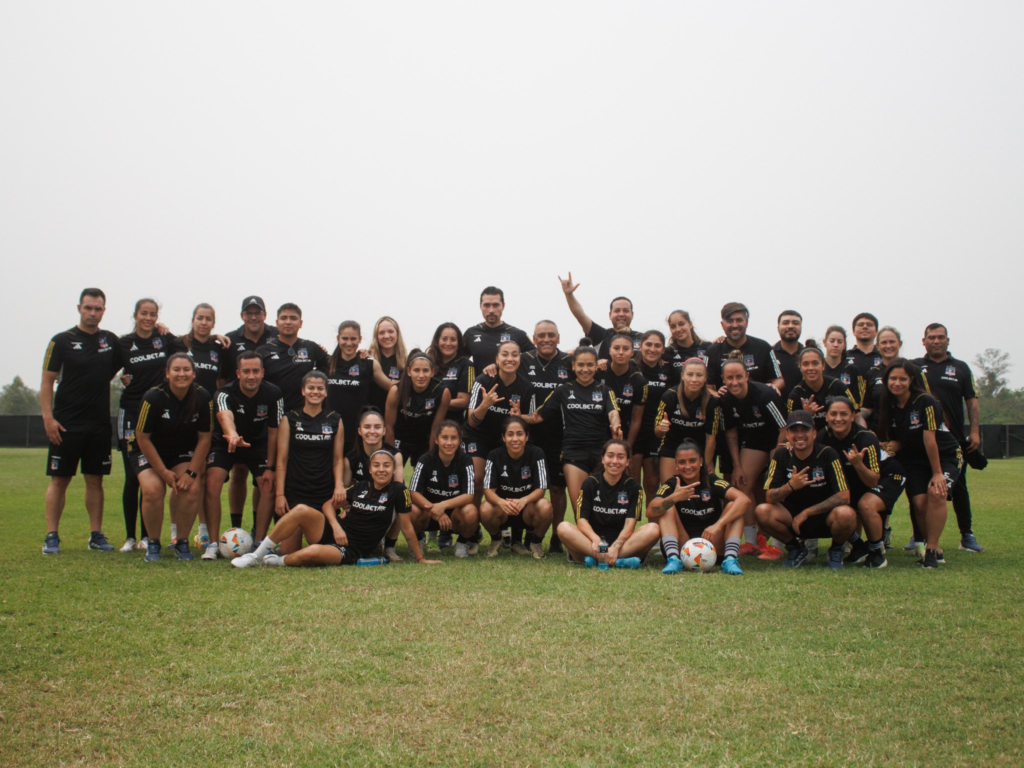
left=219, top=528, right=253, bottom=560
left=681, top=537, right=717, bottom=572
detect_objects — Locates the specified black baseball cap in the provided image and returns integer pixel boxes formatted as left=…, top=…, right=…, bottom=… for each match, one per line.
left=785, top=410, right=815, bottom=429
left=241, top=296, right=267, bottom=313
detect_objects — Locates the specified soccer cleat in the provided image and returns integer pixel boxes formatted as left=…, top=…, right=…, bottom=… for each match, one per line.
left=144, top=539, right=162, bottom=562
left=383, top=546, right=403, bottom=563
left=465, top=541, right=480, bottom=556
left=935, top=550, right=946, bottom=564
left=41, top=532, right=60, bottom=555
left=845, top=540, right=870, bottom=565
left=781, top=544, right=810, bottom=568
left=119, top=537, right=136, bottom=553
left=88, top=532, right=115, bottom=552
left=174, top=539, right=194, bottom=561
left=903, top=537, right=917, bottom=552
left=661, top=555, right=684, bottom=574
left=758, top=544, right=785, bottom=560
left=860, top=549, right=888, bottom=569
left=529, top=542, right=546, bottom=560
left=721, top=556, right=744, bottom=575
left=201, top=543, right=219, bottom=561
left=486, top=540, right=502, bottom=558
left=454, top=542, right=469, bottom=558
left=883, top=526, right=893, bottom=551
left=231, top=551, right=261, bottom=568
left=827, top=546, right=844, bottom=569
left=437, top=531, right=454, bottom=550
left=920, top=548, right=940, bottom=569
left=583, top=556, right=597, bottom=568
left=614, top=557, right=642, bottom=569
left=511, top=542, right=531, bottom=556
left=959, top=533, right=984, bottom=553
left=137, top=537, right=149, bottom=551
left=738, top=542, right=761, bottom=556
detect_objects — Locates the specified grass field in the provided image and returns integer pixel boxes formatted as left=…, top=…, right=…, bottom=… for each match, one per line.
left=1, top=448, right=1022, bottom=767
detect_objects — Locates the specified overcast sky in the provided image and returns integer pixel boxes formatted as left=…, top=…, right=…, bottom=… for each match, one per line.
left=2, top=2, right=1022, bottom=391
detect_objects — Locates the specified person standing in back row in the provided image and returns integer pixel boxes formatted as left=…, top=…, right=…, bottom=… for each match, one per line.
left=772, top=310, right=804, bottom=400
left=464, top=286, right=535, bottom=372
left=257, top=303, right=330, bottom=412
left=846, top=312, right=883, bottom=380
left=559, top=273, right=641, bottom=359
left=705, top=302, right=785, bottom=391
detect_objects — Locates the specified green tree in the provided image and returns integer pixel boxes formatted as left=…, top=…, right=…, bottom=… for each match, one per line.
left=0, top=376, right=41, bottom=415
left=974, top=349, right=1010, bottom=398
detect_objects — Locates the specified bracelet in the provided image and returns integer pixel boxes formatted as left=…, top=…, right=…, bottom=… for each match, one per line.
left=185, top=470, right=197, bottom=479
left=785, top=481, right=793, bottom=491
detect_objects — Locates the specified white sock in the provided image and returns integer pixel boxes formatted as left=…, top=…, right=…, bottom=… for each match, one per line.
left=265, top=554, right=286, bottom=566
left=171, top=524, right=178, bottom=540
left=744, top=526, right=758, bottom=545
left=198, top=524, right=209, bottom=538
left=254, top=537, right=278, bottom=559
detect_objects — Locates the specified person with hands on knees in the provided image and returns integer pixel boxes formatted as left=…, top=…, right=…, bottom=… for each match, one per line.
left=755, top=410, right=857, bottom=569
left=557, top=439, right=659, bottom=569
left=648, top=440, right=751, bottom=575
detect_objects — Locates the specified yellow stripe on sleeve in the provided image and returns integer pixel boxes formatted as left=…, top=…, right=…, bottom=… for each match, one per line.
left=654, top=401, right=665, bottom=423
left=764, top=460, right=777, bottom=490
left=925, top=405, right=937, bottom=431
left=634, top=489, right=644, bottom=520
left=832, top=459, right=848, bottom=492
left=43, top=341, right=56, bottom=371
left=136, top=401, right=151, bottom=433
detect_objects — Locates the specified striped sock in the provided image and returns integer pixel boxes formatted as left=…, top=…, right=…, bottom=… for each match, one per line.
left=663, top=535, right=679, bottom=559
left=725, top=537, right=741, bottom=559
left=847, top=531, right=862, bottom=544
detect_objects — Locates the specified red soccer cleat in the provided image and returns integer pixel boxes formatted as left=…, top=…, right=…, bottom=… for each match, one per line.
left=738, top=542, right=761, bottom=556
left=758, top=544, right=785, bottom=560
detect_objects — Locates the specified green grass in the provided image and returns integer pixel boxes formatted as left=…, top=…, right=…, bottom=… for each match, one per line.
left=1, top=448, right=1022, bottom=767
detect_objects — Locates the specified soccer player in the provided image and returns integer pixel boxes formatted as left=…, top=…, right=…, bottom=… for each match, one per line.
left=40, top=288, right=123, bottom=555
left=599, top=333, right=648, bottom=465
left=648, top=439, right=750, bottom=575
left=557, top=439, right=660, bottom=568
left=464, top=286, right=535, bottom=371
left=755, top=410, right=857, bottom=568
left=232, top=450, right=440, bottom=568
left=520, top=320, right=575, bottom=553
left=182, top=303, right=222, bottom=394
left=130, top=353, right=214, bottom=562
left=822, top=325, right=865, bottom=408
left=274, top=371, right=345, bottom=555
left=202, top=351, right=284, bottom=559
left=385, top=351, right=451, bottom=466
left=705, top=302, right=785, bottom=391
left=116, top=299, right=187, bottom=551
left=558, top=273, right=640, bottom=359
left=257, top=304, right=330, bottom=412
left=408, top=421, right=480, bottom=558
left=367, top=316, right=407, bottom=413
left=326, top=320, right=398, bottom=455
left=877, top=359, right=962, bottom=568
left=819, top=397, right=904, bottom=568
left=426, top=323, right=475, bottom=416
left=912, top=324, right=984, bottom=553
left=785, top=346, right=860, bottom=431
left=773, top=310, right=804, bottom=399
left=662, top=310, right=710, bottom=375
left=859, top=326, right=905, bottom=432
left=480, top=416, right=553, bottom=559
left=654, top=358, right=721, bottom=481
left=633, top=331, right=678, bottom=501
left=847, top=312, right=884, bottom=379
left=345, top=409, right=404, bottom=486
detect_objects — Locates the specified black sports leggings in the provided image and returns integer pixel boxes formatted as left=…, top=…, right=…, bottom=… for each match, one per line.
left=121, top=446, right=150, bottom=540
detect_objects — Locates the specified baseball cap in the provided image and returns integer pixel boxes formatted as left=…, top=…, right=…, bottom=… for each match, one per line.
left=241, top=296, right=267, bottom=313
left=785, top=410, right=815, bottom=429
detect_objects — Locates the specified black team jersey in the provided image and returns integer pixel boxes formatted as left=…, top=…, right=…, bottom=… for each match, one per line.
left=521, top=350, right=574, bottom=450
left=846, top=347, right=884, bottom=380
left=257, top=337, right=330, bottom=411
left=347, top=441, right=399, bottom=485
left=394, top=381, right=448, bottom=451
left=536, top=380, right=618, bottom=451
left=369, top=352, right=402, bottom=413
left=655, top=474, right=732, bottom=531
left=662, top=341, right=711, bottom=376
left=765, top=444, right=848, bottom=515
left=131, top=384, right=213, bottom=461
left=282, top=408, right=342, bottom=502
left=43, top=327, right=123, bottom=428
left=600, top=366, right=648, bottom=434
left=887, top=392, right=959, bottom=466
left=465, top=373, right=537, bottom=445
left=327, top=355, right=375, bottom=446
left=409, top=448, right=476, bottom=502
left=464, top=322, right=535, bottom=371
left=483, top=444, right=548, bottom=499
left=221, top=324, right=278, bottom=382
left=435, top=356, right=475, bottom=406
left=721, top=382, right=787, bottom=450
left=786, top=376, right=857, bottom=431
left=585, top=321, right=641, bottom=362
left=771, top=342, right=803, bottom=400
left=185, top=338, right=223, bottom=394
left=705, top=336, right=782, bottom=388
left=825, top=359, right=866, bottom=407
left=212, top=380, right=284, bottom=444
left=654, top=391, right=721, bottom=454
left=343, top=481, right=412, bottom=557
left=912, top=356, right=976, bottom=444
left=576, top=473, right=644, bottom=541
left=818, top=425, right=902, bottom=499
left=118, top=332, right=188, bottom=411
left=637, top=361, right=679, bottom=443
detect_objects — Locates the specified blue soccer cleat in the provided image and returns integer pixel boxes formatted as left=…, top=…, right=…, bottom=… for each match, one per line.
left=614, top=557, right=642, bottom=570
left=661, top=555, right=684, bottom=574
left=583, top=556, right=597, bottom=568
left=721, top=556, right=743, bottom=575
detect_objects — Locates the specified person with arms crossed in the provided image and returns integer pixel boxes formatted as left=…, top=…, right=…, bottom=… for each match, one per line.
left=558, top=273, right=640, bottom=359
left=464, top=286, right=535, bottom=372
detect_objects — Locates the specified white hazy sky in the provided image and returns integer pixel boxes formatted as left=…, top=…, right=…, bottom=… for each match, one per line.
left=2, top=2, right=1022, bottom=390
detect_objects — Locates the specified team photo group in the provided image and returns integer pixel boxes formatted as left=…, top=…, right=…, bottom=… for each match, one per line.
left=40, top=276, right=985, bottom=575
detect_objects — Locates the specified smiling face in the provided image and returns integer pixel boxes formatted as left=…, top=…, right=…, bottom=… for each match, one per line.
left=437, top=425, right=461, bottom=457
left=609, top=337, right=634, bottom=367
left=800, top=353, right=823, bottom=384
left=502, top=422, right=527, bottom=454
left=826, top=401, right=853, bottom=436
left=640, top=335, right=664, bottom=364
left=438, top=327, right=460, bottom=361
left=681, top=361, right=707, bottom=397
left=878, top=329, right=902, bottom=361
left=135, top=301, right=159, bottom=334
left=358, top=413, right=385, bottom=446
left=786, top=424, right=814, bottom=452
left=78, top=294, right=106, bottom=330
left=668, top=312, right=693, bottom=345
left=370, top=453, right=395, bottom=486
left=496, top=343, right=521, bottom=375
left=602, top=442, right=629, bottom=476
left=721, top=311, right=748, bottom=343
left=192, top=307, right=215, bottom=339
left=376, top=320, right=397, bottom=354
left=302, top=376, right=327, bottom=407
left=408, top=357, right=434, bottom=391
left=533, top=322, right=559, bottom=358
left=778, top=314, right=802, bottom=342
left=237, top=356, right=264, bottom=395
left=337, top=326, right=361, bottom=357
left=166, top=356, right=195, bottom=390
left=241, top=306, right=266, bottom=334
left=886, top=367, right=911, bottom=399
left=723, top=361, right=749, bottom=397
left=480, top=293, right=504, bottom=327
left=609, top=299, right=634, bottom=332
left=675, top=448, right=703, bottom=483
left=277, top=309, right=302, bottom=339
left=573, top=351, right=597, bottom=384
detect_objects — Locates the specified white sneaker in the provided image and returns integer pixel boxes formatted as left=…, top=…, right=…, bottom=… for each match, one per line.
left=529, top=542, right=545, bottom=560
left=120, top=537, right=136, bottom=553
left=201, top=543, right=218, bottom=561
left=454, top=542, right=469, bottom=558
left=465, top=541, right=480, bottom=556
left=231, top=552, right=261, bottom=568
left=136, top=537, right=149, bottom=551
left=383, top=546, right=403, bottom=563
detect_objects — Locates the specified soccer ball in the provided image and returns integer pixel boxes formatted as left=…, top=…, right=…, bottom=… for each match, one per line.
left=219, top=528, right=254, bottom=560
left=193, top=533, right=211, bottom=550
left=681, top=538, right=717, bottom=572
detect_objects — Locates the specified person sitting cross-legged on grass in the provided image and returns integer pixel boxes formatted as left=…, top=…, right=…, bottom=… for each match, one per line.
left=556, top=439, right=660, bottom=569
left=755, top=410, right=857, bottom=569
left=234, top=449, right=441, bottom=567
left=647, top=439, right=751, bottom=575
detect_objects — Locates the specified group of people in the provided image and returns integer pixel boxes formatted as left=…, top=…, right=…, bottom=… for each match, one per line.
left=40, top=278, right=986, bottom=573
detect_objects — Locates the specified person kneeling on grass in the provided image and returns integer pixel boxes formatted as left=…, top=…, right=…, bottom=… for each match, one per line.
left=648, top=439, right=749, bottom=575
left=556, top=439, right=660, bottom=569
left=755, top=410, right=857, bottom=569
left=233, top=450, right=441, bottom=567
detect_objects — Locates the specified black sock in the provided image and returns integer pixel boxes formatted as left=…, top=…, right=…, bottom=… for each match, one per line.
left=385, top=537, right=398, bottom=549
left=549, top=530, right=561, bottom=547
left=847, top=531, right=862, bottom=544
left=230, top=513, right=243, bottom=528
left=868, top=538, right=883, bottom=551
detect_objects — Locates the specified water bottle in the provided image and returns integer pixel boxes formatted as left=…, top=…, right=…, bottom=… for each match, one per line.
left=598, top=538, right=609, bottom=571
left=501, top=528, right=512, bottom=548
left=356, top=557, right=389, bottom=566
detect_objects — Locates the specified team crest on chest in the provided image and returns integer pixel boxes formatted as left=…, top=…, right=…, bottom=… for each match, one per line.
left=500, top=334, right=511, bottom=343
left=389, top=367, right=400, bottom=379
left=210, top=350, right=219, bottom=363
left=425, top=399, right=435, bottom=410
left=744, top=355, right=755, bottom=368
left=510, top=395, right=521, bottom=406
left=841, top=373, right=851, bottom=386
left=695, top=408, right=703, bottom=420
left=698, top=350, right=707, bottom=361
left=945, top=365, right=956, bottom=377
left=447, top=368, right=458, bottom=379
left=521, top=467, right=531, bottom=480
left=623, top=385, right=633, bottom=397
left=379, top=493, right=388, bottom=503
left=874, top=357, right=883, bottom=367
left=349, top=365, right=361, bottom=376
left=752, top=405, right=762, bottom=418
left=701, top=490, right=712, bottom=502
left=449, top=474, right=459, bottom=488
left=617, top=491, right=628, bottom=504
left=658, top=373, right=667, bottom=381
left=322, top=424, right=333, bottom=434
left=99, top=336, right=109, bottom=349
left=910, top=411, right=920, bottom=426
left=812, top=467, right=825, bottom=482
left=592, top=392, right=603, bottom=402
left=557, top=369, right=568, bottom=379
left=153, top=338, right=163, bottom=350
left=296, top=348, right=309, bottom=361
left=256, top=405, right=268, bottom=418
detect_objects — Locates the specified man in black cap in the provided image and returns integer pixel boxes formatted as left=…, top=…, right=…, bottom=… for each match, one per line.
left=755, top=410, right=857, bottom=569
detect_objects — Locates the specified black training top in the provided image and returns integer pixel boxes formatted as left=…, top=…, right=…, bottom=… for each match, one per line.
left=131, top=384, right=213, bottom=458
left=600, top=366, right=648, bottom=434
left=655, top=474, right=732, bottom=525
left=118, top=332, right=188, bottom=410
left=368, top=352, right=402, bottom=414
left=464, top=322, right=535, bottom=371
left=521, top=350, right=574, bottom=448
left=327, top=355, right=375, bottom=445
left=43, top=327, right=123, bottom=428
left=282, top=408, right=341, bottom=501
left=257, top=337, right=330, bottom=411
left=846, top=347, right=883, bottom=380
left=818, top=425, right=901, bottom=498
left=786, top=376, right=857, bottom=431
left=721, top=382, right=788, bottom=443
left=536, top=380, right=618, bottom=451
left=662, top=341, right=711, bottom=376
left=586, top=321, right=641, bottom=362
left=221, top=324, right=278, bottom=382
left=765, top=444, right=848, bottom=514
left=436, top=356, right=475, bottom=409
left=343, top=481, right=411, bottom=556
left=465, top=373, right=537, bottom=445
left=825, top=359, right=866, bottom=407
left=655, top=390, right=721, bottom=454
left=483, top=444, right=548, bottom=499
left=394, top=380, right=448, bottom=449
left=213, top=380, right=284, bottom=443
left=705, top=336, right=782, bottom=388
left=637, top=361, right=678, bottom=441
left=186, top=337, right=223, bottom=394
left=409, top=448, right=476, bottom=502
left=772, top=342, right=804, bottom=400
left=886, top=392, right=959, bottom=465
left=912, top=356, right=976, bottom=444
left=577, top=473, right=644, bottom=541
left=347, top=441, right=398, bottom=485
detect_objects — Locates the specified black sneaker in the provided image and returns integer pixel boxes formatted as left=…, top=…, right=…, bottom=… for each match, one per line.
left=437, top=531, right=454, bottom=550
left=88, top=531, right=115, bottom=552
left=42, top=532, right=60, bottom=555
left=174, top=539, right=194, bottom=561
left=860, top=549, right=888, bottom=569
left=548, top=539, right=564, bottom=555
left=145, top=539, right=162, bottom=562
left=844, top=539, right=870, bottom=564
left=781, top=543, right=809, bottom=568
left=920, top=548, right=940, bottom=569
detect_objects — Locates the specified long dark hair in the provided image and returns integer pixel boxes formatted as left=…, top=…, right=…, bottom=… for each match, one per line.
left=877, top=358, right=927, bottom=442
left=182, top=303, right=215, bottom=351
left=164, top=352, right=199, bottom=423
left=426, top=323, right=467, bottom=366
left=328, top=320, right=362, bottom=375
left=396, top=350, right=435, bottom=410
left=667, top=309, right=703, bottom=345
left=637, top=330, right=665, bottom=367
left=675, top=439, right=711, bottom=493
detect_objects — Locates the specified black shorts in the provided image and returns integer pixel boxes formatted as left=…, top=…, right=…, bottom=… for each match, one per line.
left=716, top=444, right=734, bottom=476
left=632, top=431, right=660, bottom=459
left=128, top=448, right=195, bottom=476
left=280, top=494, right=334, bottom=518
left=462, top=436, right=497, bottom=459
left=677, top=512, right=722, bottom=539
left=206, top=438, right=270, bottom=484
left=393, top=439, right=426, bottom=467
left=779, top=507, right=834, bottom=539
left=319, top=543, right=359, bottom=565
left=46, top=423, right=113, bottom=477
left=562, top=446, right=604, bottom=475
left=739, top=431, right=779, bottom=454
left=544, top=450, right=566, bottom=489
left=859, top=475, right=905, bottom=514
left=903, top=453, right=962, bottom=500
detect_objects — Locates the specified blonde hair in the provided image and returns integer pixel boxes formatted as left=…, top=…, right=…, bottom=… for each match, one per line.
left=369, top=316, right=407, bottom=370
